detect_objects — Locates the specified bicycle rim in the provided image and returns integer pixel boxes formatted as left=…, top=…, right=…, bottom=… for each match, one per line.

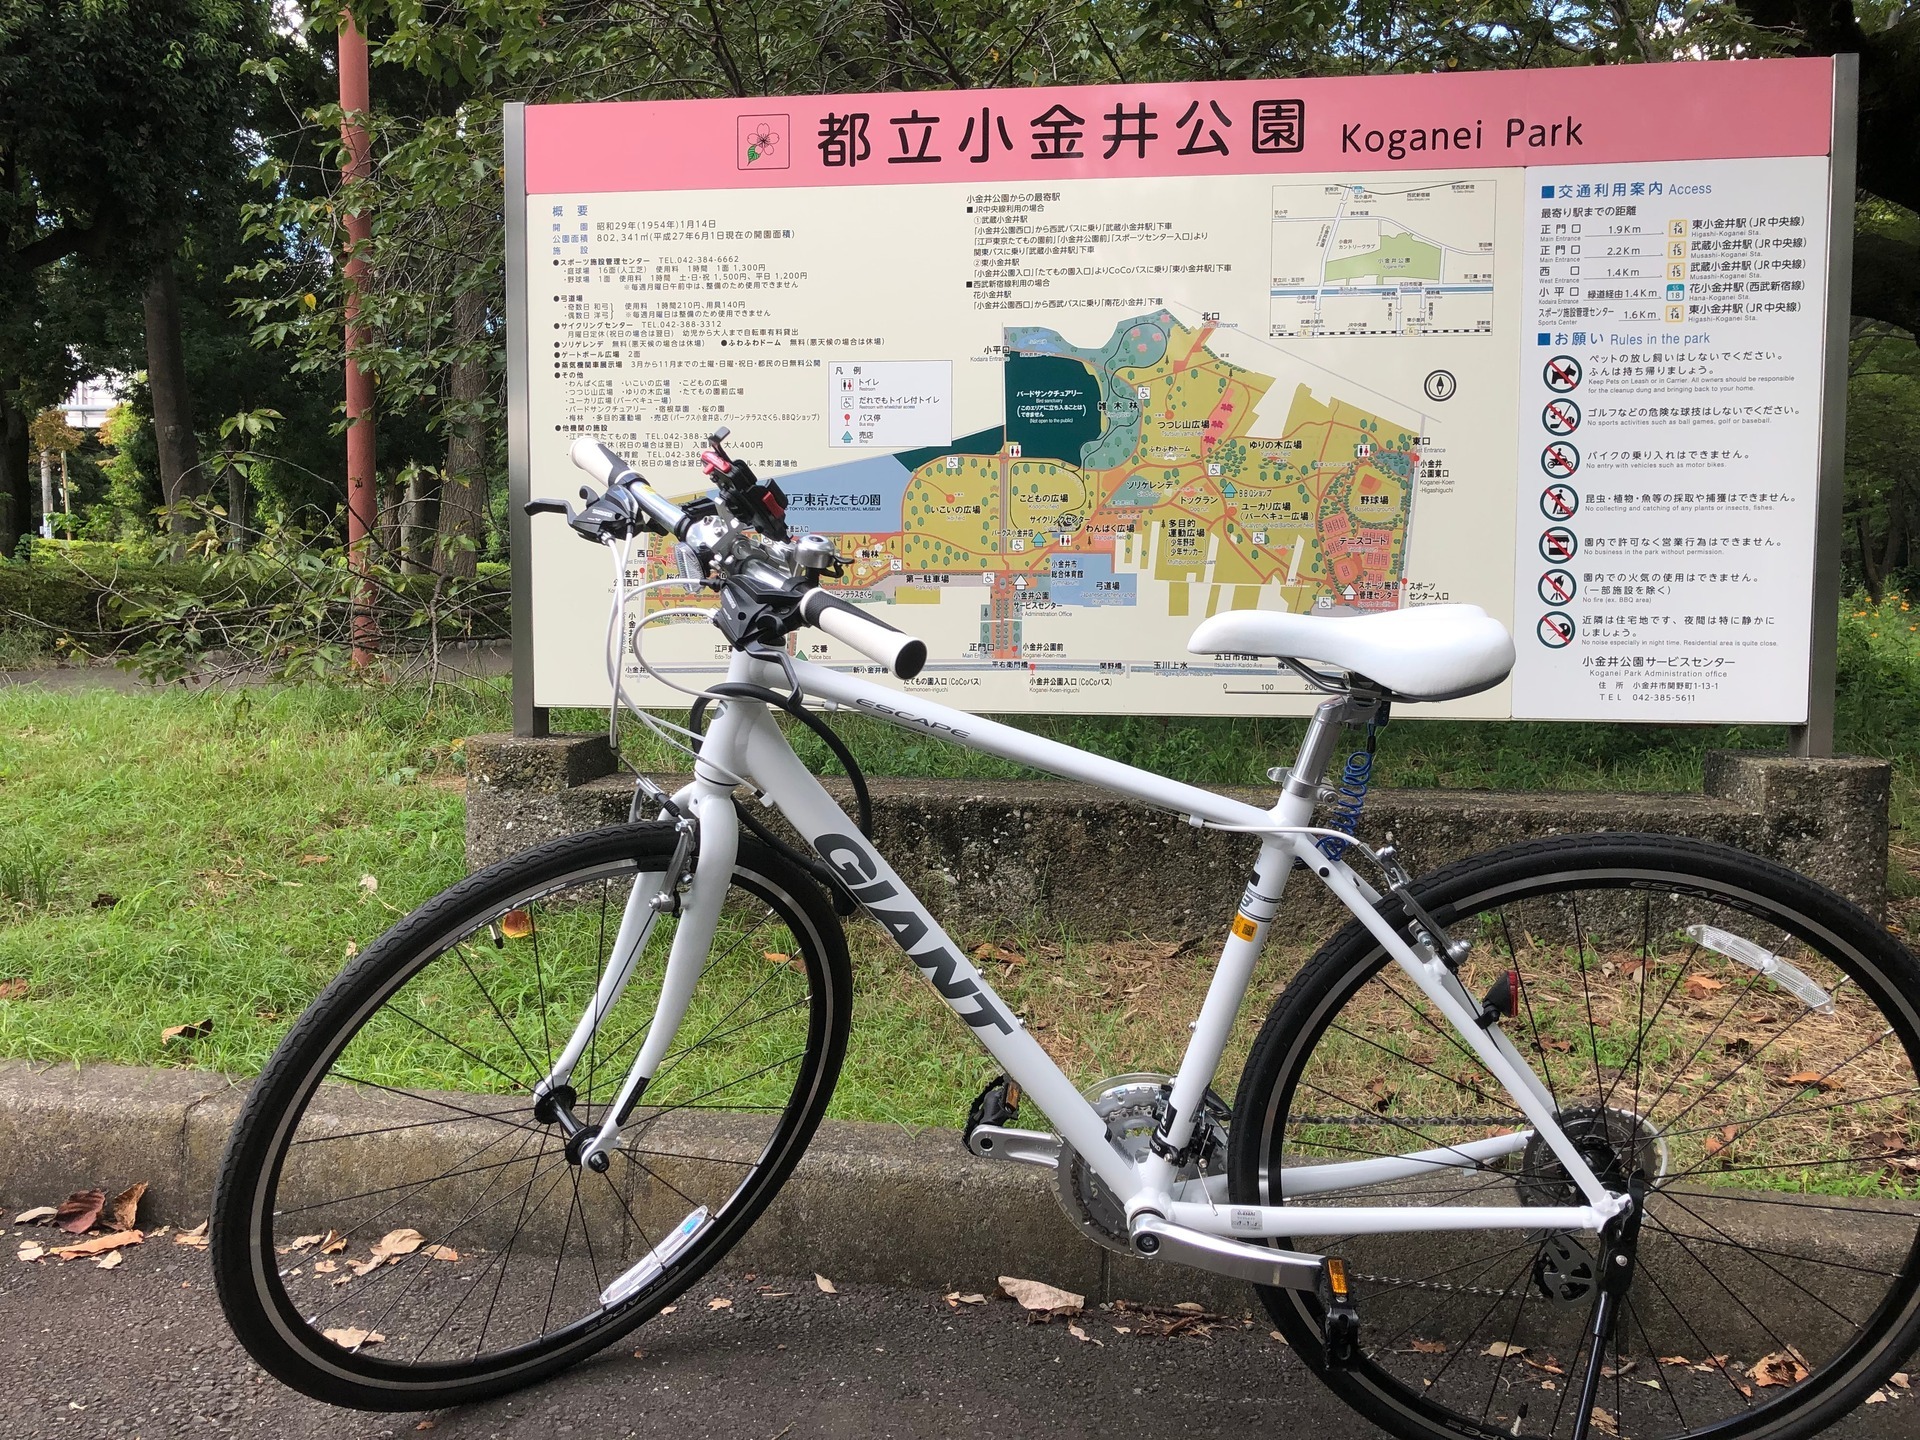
left=1233, top=837, right=1920, bottom=1440
left=214, top=828, right=847, bottom=1405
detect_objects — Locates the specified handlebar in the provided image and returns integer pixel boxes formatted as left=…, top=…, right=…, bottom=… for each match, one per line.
left=799, top=590, right=928, bottom=681
left=563, top=437, right=690, bottom=539
left=529, top=433, right=931, bottom=682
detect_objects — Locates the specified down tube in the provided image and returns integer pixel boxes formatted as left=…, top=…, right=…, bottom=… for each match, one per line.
left=737, top=710, right=1133, bottom=1196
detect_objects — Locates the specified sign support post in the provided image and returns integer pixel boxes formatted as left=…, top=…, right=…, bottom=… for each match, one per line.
left=1793, top=53, right=1858, bottom=760
left=505, top=101, right=548, bottom=739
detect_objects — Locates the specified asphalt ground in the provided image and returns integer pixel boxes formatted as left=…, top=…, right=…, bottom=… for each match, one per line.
left=3, top=1240, right=1915, bottom=1440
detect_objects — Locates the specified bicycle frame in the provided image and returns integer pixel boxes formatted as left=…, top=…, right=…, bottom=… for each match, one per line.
left=544, top=647, right=1630, bottom=1277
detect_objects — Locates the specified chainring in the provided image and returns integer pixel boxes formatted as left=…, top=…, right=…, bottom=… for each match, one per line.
left=1054, top=1073, right=1228, bottom=1253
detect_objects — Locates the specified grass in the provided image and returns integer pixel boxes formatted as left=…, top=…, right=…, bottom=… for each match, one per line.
left=0, top=595, right=1915, bottom=1137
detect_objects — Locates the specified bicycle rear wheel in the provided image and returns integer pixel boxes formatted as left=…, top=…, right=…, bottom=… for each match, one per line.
left=212, top=823, right=849, bottom=1410
left=1231, top=834, right=1920, bottom=1440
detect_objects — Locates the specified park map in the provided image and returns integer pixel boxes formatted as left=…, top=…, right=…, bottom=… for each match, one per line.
left=778, top=312, right=1417, bottom=662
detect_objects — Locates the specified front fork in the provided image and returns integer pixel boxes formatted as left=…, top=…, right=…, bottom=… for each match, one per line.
left=532, top=783, right=741, bottom=1170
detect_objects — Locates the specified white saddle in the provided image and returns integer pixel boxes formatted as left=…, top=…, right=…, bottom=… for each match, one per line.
left=1187, top=604, right=1516, bottom=702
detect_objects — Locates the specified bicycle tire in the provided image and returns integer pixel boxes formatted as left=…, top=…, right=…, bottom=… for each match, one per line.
left=212, top=823, right=850, bottom=1410
left=1230, top=833, right=1920, bottom=1440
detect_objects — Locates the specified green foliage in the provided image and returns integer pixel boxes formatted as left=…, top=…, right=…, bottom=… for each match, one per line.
left=0, top=842, right=60, bottom=912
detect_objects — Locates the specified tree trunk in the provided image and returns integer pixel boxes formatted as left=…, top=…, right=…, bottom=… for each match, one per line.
left=142, top=255, right=200, bottom=538
left=401, top=466, right=438, bottom=574
left=376, top=478, right=402, bottom=564
left=224, top=452, right=249, bottom=552
left=0, top=389, right=29, bottom=557
left=1857, top=514, right=1885, bottom=602
left=436, top=289, right=487, bottom=579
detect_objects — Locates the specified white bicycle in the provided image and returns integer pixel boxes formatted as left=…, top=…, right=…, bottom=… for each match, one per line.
left=214, top=433, right=1920, bottom=1440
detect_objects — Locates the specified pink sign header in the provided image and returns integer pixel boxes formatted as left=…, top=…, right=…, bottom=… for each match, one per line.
left=523, top=58, right=1835, bottom=195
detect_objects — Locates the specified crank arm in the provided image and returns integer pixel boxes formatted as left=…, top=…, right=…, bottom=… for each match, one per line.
left=1129, top=1214, right=1327, bottom=1291
left=964, top=1125, right=1061, bottom=1168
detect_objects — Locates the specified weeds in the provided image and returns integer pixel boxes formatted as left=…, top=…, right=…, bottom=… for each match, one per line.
left=0, top=843, right=60, bottom=911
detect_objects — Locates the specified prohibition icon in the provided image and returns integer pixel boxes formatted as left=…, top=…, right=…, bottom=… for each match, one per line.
left=1541, top=442, right=1581, bottom=478
left=1537, top=612, right=1577, bottom=648
left=1543, top=355, right=1583, bottom=392
left=1423, top=369, right=1457, bottom=402
left=1542, top=399, right=1581, bottom=436
left=1540, top=526, right=1579, bottom=562
left=1540, top=482, right=1580, bottom=519
left=1538, top=569, right=1578, bottom=606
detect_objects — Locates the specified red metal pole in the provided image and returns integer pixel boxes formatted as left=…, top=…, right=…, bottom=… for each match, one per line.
left=339, top=9, right=377, bottom=666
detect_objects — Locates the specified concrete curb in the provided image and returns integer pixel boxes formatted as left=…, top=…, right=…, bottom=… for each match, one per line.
left=5, top=1060, right=1915, bottom=1346
left=0, top=1060, right=1240, bottom=1310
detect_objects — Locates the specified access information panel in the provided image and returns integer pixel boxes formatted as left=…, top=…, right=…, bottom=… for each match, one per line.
left=507, top=57, right=1852, bottom=726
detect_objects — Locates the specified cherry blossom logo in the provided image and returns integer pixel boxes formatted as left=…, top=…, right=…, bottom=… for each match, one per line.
left=738, top=114, right=789, bottom=169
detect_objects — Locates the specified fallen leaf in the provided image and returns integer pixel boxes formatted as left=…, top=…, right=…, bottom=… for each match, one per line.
left=373, top=1227, right=425, bottom=1260
left=52, top=1230, right=142, bottom=1260
left=1523, top=1354, right=1566, bottom=1375
left=319, top=1230, right=348, bottom=1254
left=288, top=1233, right=325, bottom=1252
left=13, top=1206, right=56, bottom=1225
left=416, top=1423, right=436, bottom=1431
left=0, top=978, right=27, bottom=1001
left=174, top=1221, right=209, bottom=1249
left=709, top=1296, right=732, bottom=1310
left=997, top=1275, right=1084, bottom=1320
left=1066, top=1321, right=1102, bottom=1345
left=161, top=1018, right=214, bottom=1044
left=53, top=1190, right=105, bottom=1234
left=944, top=1291, right=985, bottom=1306
left=90, top=893, right=118, bottom=909
left=1484, top=1340, right=1527, bottom=1359
left=1893, top=1373, right=1911, bottom=1389
left=297, top=854, right=330, bottom=866
left=17, top=1241, right=45, bottom=1262
left=1751, top=1349, right=1809, bottom=1387
left=1659, top=1355, right=1692, bottom=1366
left=423, top=1244, right=460, bottom=1262
left=312, top=1259, right=337, bottom=1274
left=659, top=1305, right=676, bottom=1314
left=358, top=874, right=379, bottom=894
left=1785, top=1070, right=1843, bottom=1092
left=106, top=1182, right=147, bottom=1231
left=1685, top=974, right=1726, bottom=999
left=1589, top=1406, right=1619, bottom=1436
left=499, top=909, right=532, bottom=940
left=1538, top=1037, right=1574, bottom=1053
left=1173, top=1301, right=1205, bottom=1314
left=1409, top=1338, right=1448, bottom=1354
left=1703, top=1124, right=1740, bottom=1157
left=1866, top=1389, right=1890, bottom=1405
left=814, top=1274, right=838, bottom=1294
left=343, top=939, right=359, bottom=960
left=322, top=1327, right=384, bottom=1350
left=95, top=1251, right=124, bottom=1271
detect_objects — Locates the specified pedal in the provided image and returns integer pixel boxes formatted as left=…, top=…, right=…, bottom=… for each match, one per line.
left=1319, top=1257, right=1360, bottom=1369
left=964, top=1075, right=1062, bottom=1167
left=966, top=1074, right=1022, bottom=1137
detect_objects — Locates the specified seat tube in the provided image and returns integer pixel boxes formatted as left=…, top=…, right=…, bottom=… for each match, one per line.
left=1143, top=836, right=1294, bottom=1198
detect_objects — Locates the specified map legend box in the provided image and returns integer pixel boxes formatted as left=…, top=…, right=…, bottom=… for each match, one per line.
left=829, top=361, right=952, bottom=448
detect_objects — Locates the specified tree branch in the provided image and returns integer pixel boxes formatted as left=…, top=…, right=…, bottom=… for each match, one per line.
left=1849, top=228, right=1920, bottom=336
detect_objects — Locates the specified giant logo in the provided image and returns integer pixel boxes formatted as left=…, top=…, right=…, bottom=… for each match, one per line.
left=815, top=831, right=1014, bottom=1034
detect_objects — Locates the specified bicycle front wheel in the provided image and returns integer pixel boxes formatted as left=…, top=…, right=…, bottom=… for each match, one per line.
left=212, top=823, right=850, bottom=1410
left=1231, top=834, right=1920, bottom=1440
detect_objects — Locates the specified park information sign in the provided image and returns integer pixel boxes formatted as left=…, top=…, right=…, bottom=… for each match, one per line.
left=506, top=57, right=1853, bottom=728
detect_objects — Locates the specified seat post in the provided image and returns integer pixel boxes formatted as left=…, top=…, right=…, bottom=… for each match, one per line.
left=1278, top=686, right=1384, bottom=809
